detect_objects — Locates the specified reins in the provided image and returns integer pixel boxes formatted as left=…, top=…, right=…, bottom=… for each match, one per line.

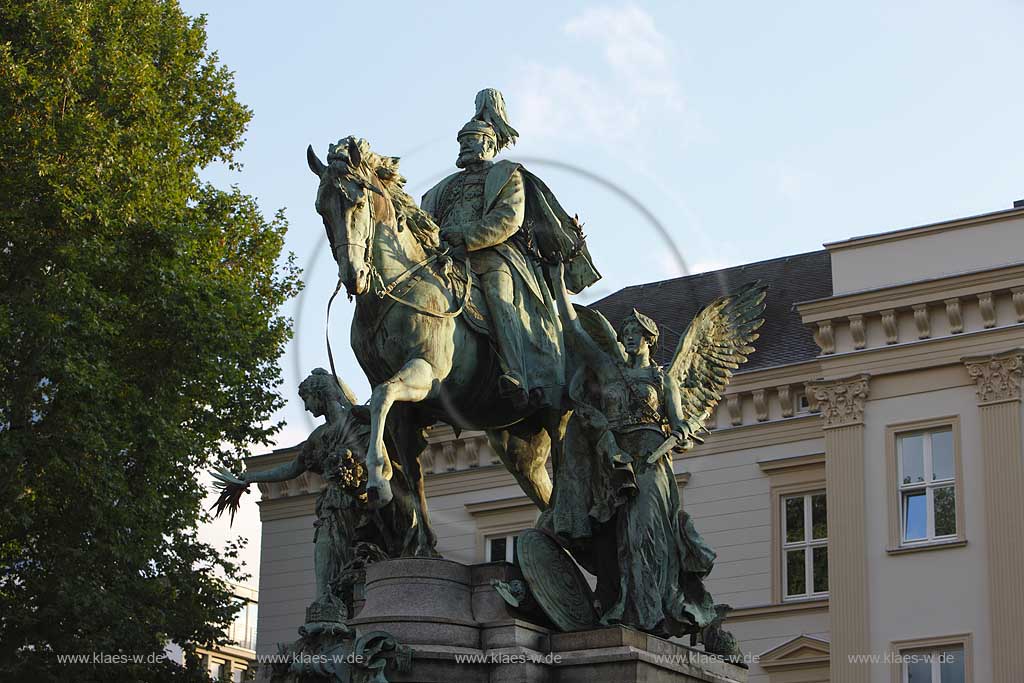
left=325, top=175, right=472, bottom=384
left=371, top=248, right=471, bottom=320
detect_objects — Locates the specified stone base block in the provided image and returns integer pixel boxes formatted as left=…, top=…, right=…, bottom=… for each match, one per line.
left=265, top=557, right=746, bottom=683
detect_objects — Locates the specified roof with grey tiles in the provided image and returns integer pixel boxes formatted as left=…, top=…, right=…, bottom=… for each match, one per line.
left=588, top=250, right=833, bottom=373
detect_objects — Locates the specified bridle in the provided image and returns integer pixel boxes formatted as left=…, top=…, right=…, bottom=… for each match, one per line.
left=324, top=169, right=471, bottom=382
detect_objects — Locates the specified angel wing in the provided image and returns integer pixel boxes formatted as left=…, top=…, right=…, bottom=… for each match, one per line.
left=667, top=282, right=767, bottom=438
left=572, top=303, right=628, bottom=367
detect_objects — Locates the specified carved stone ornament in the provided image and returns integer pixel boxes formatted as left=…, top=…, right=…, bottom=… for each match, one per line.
left=962, top=349, right=1024, bottom=405
left=1012, top=287, right=1024, bottom=323
left=977, top=292, right=997, bottom=329
left=880, top=309, right=898, bottom=345
left=913, top=304, right=930, bottom=339
left=727, top=394, right=743, bottom=426
left=753, top=389, right=769, bottom=422
left=848, top=314, right=866, bottom=350
left=945, top=298, right=964, bottom=334
left=808, top=374, right=871, bottom=428
left=778, top=384, right=794, bottom=418
left=815, top=320, right=835, bottom=354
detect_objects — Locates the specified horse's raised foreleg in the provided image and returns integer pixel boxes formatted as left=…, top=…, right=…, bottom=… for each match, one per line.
left=366, top=357, right=437, bottom=508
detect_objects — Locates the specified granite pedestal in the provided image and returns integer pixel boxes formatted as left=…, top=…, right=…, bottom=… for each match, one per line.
left=340, top=557, right=746, bottom=683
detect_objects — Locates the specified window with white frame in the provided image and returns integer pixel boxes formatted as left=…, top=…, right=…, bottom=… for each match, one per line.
left=898, top=428, right=956, bottom=545
left=901, top=645, right=965, bottom=682
left=781, top=491, right=828, bottom=600
left=486, top=533, right=520, bottom=563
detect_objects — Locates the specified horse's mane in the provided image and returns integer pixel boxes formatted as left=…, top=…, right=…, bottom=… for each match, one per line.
left=327, top=137, right=441, bottom=250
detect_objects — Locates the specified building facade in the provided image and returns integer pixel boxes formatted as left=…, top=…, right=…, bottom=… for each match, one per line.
left=247, top=204, right=1024, bottom=682
left=165, top=582, right=258, bottom=681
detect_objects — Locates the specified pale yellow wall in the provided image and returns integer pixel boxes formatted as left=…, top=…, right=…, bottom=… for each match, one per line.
left=800, top=210, right=1024, bottom=682
left=830, top=212, right=1024, bottom=295
left=255, top=512, right=316, bottom=656
left=863, top=386, right=994, bottom=683
left=680, top=436, right=828, bottom=681
left=424, top=480, right=529, bottom=563
left=684, top=438, right=822, bottom=606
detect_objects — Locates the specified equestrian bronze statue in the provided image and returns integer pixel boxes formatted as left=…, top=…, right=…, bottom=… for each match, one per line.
left=304, top=90, right=599, bottom=550
left=214, top=89, right=765, bottom=660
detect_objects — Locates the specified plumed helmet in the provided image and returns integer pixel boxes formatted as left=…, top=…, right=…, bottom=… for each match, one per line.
left=457, top=88, right=519, bottom=152
left=619, top=308, right=660, bottom=351
left=457, top=118, right=498, bottom=143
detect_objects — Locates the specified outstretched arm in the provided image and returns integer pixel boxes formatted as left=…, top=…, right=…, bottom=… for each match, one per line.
left=242, top=455, right=307, bottom=484
left=550, top=260, right=579, bottom=325
left=550, top=261, right=616, bottom=380
left=209, top=451, right=308, bottom=523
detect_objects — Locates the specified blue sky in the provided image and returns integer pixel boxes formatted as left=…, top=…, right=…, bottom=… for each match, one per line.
left=185, top=0, right=1024, bottom=584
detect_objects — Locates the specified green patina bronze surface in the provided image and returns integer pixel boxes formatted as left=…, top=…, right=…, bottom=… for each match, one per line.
left=304, top=90, right=598, bottom=533
left=301, top=89, right=761, bottom=654
left=212, top=369, right=428, bottom=617
left=213, top=369, right=419, bottom=681
left=541, top=261, right=764, bottom=653
left=216, top=89, right=766, bottom=673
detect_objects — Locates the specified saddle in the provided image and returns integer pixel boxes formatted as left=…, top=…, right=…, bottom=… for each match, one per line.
left=447, top=260, right=490, bottom=336
left=380, top=251, right=490, bottom=337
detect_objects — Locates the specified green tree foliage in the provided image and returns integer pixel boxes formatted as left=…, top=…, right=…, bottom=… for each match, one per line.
left=0, top=2, right=301, bottom=680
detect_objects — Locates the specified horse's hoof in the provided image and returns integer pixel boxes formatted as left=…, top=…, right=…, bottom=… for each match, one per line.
left=365, top=481, right=394, bottom=509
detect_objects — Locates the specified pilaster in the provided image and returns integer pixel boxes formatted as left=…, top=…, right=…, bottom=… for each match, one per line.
left=962, top=349, right=1024, bottom=682
left=807, top=374, right=870, bottom=683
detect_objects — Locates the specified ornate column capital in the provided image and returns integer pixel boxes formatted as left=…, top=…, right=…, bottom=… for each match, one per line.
left=808, top=374, right=871, bottom=429
left=962, top=349, right=1024, bottom=405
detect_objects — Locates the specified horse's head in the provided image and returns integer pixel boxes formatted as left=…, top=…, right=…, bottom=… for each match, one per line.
left=307, top=137, right=385, bottom=297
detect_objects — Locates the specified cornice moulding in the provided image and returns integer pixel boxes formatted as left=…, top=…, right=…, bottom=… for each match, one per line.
left=258, top=494, right=316, bottom=521
left=464, top=495, right=535, bottom=516
left=687, top=415, right=822, bottom=458
left=823, top=206, right=1024, bottom=252
left=817, top=323, right=1024, bottom=379
left=757, top=453, right=826, bottom=473
left=797, top=261, right=1024, bottom=323
left=728, top=598, right=829, bottom=621
left=728, top=360, right=821, bottom=393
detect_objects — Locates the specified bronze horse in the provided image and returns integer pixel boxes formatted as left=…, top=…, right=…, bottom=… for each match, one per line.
left=307, top=137, right=564, bottom=553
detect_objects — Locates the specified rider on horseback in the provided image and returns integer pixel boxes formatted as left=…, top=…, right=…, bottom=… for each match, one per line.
left=421, top=89, right=600, bottom=410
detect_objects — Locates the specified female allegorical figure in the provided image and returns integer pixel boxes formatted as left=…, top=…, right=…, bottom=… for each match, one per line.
left=211, top=368, right=423, bottom=618
left=544, top=261, right=765, bottom=640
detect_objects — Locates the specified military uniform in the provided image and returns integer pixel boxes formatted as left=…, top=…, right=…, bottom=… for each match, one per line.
left=422, top=160, right=564, bottom=406
left=421, top=88, right=600, bottom=408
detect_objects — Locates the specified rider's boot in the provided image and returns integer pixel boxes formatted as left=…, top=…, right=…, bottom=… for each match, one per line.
left=498, top=373, right=529, bottom=410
